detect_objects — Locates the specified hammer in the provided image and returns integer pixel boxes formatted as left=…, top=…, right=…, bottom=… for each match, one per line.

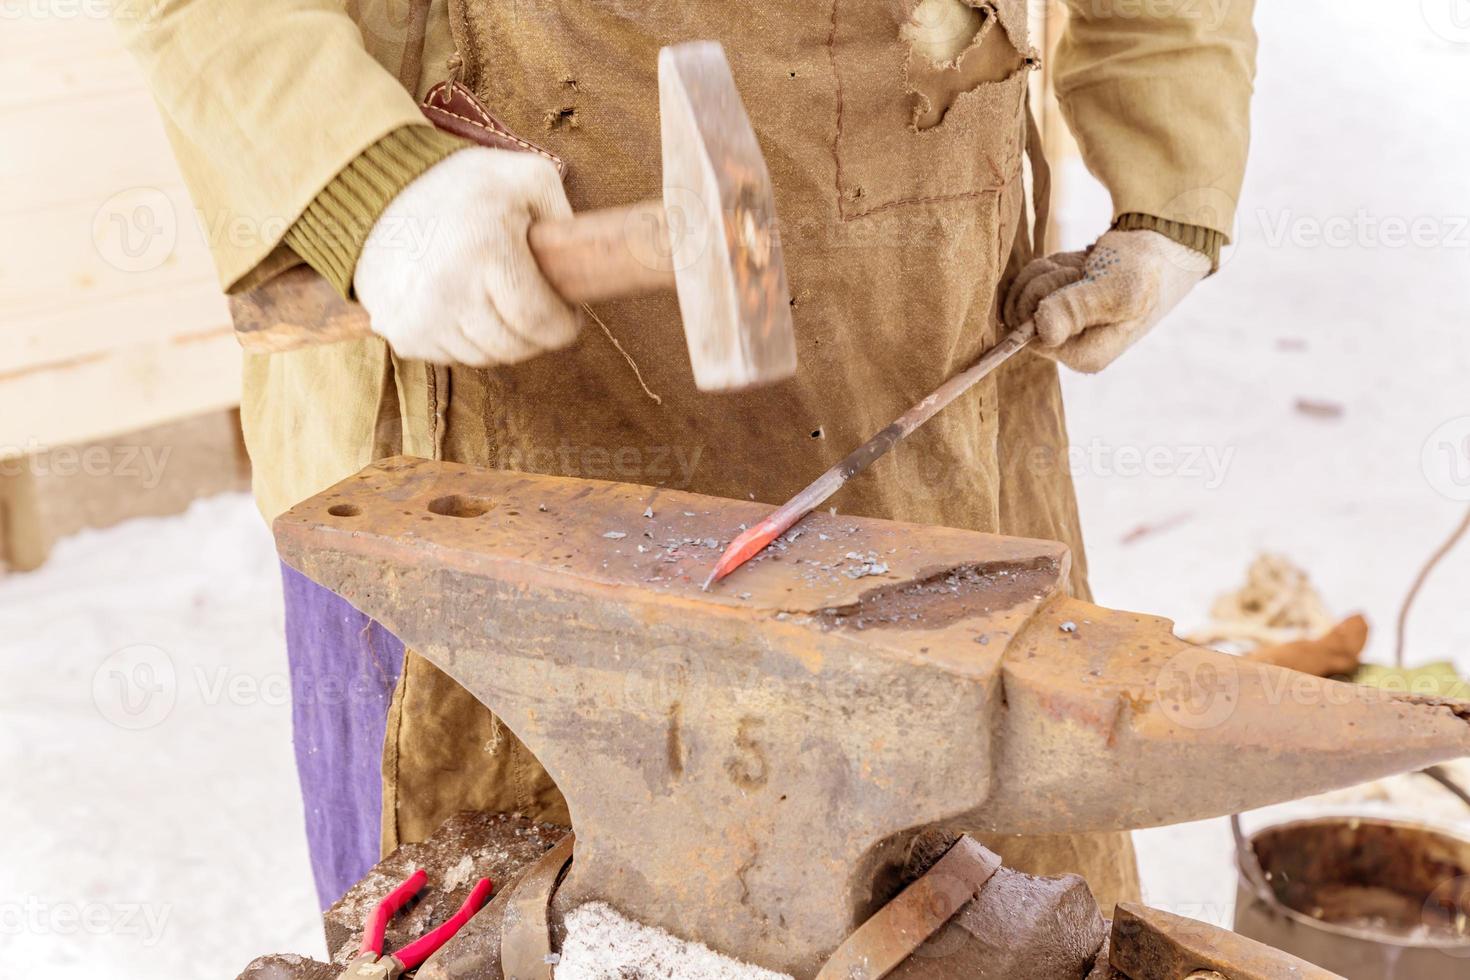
left=228, top=42, right=796, bottom=393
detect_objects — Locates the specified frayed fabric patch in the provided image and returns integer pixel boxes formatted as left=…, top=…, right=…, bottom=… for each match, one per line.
left=902, top=0, right=1032, bottom=131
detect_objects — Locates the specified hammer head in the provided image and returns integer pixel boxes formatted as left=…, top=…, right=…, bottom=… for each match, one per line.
left=658, top=42, right=797, bottom=392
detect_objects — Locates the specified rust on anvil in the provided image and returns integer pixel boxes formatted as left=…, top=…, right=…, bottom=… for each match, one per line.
left=275, top=457, right=1470, bottom=977
left=1110, top=904, right=1345, bottom=980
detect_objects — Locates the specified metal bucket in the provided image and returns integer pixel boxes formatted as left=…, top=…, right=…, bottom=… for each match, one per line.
left=1234, top=815, right=1470, bottom=978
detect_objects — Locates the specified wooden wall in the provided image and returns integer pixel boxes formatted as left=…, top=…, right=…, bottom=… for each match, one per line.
left=0, top=8, right=239, bottom=455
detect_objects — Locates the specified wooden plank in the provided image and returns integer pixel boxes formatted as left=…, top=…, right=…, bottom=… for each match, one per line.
left=0, top=188, right=228, bottom=371
left=0, top=6, right=241, bottom=445
left=0, top=7, right=144, bottom=109
left=0, top=408, right=250, bottom=572
left=0, top=91, right=187, bottom=205
left=0, top=29, right=139, bottom=111
left=0, top=329, right=242, bottom=451
left=4, top=282, right=229, bottom=376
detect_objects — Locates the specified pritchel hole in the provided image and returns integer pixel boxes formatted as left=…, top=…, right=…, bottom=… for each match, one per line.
left=327, top=504, right=361, bottom=518
left=810, top=427, right=825, bottom=440
left=428, top=495, right=493, bottom=518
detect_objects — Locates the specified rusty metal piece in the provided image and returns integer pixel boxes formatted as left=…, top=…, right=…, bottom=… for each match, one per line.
left=816, top=836, right=1002, bottom=980
left=975, top=604, right=1470, bottom=834
left=275, top=458, right=1470, bottom=976
left=1085, top=935, right=1117, bottom=980
left=887, top=864, right=1107, bottom=980
left=1234, top=817, right=1470, bottom=979
left=1110, top=904, right=1344, bottom=979
left=500, top=834, right=576, bottom=980
left=229, top=267, right=376, bottom=354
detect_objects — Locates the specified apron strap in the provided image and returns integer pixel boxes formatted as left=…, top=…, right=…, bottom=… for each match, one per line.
left=396, top=0, right=435, bottom=91
left=1024, top=101, right=1052, bottom=258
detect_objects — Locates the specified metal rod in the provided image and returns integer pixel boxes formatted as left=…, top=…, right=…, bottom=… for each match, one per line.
left=704, top=326, right=1035, bottom=588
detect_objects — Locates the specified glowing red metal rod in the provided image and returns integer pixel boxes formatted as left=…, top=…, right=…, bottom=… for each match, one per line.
left=704, top=327, right=1034, bottom=589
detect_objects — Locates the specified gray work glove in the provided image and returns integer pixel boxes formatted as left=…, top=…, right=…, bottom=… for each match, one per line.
left=1005, top=229, right=1210, bottom=373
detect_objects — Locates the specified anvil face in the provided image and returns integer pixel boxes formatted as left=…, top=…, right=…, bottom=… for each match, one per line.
left=275, top=458, right=1470, bottom=976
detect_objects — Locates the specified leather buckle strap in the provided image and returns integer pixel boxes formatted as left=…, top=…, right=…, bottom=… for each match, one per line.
left=815, top=836, right=1003, bottom=980
left=500, top=834, right=575, bottom=980
left=420, top=81, right=567, bottom=178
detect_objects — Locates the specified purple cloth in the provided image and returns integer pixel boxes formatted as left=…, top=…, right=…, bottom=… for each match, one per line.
left=281, top=562, right=405, bottom=909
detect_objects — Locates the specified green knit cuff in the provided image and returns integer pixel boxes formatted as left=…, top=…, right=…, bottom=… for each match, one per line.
left=284, top=125, right=470, bottom=297
left=1113, top=213, right=1225, bottom=273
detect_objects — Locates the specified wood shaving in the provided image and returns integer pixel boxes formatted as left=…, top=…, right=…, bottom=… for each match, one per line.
left=1187, top=554, right=1334, bottom=651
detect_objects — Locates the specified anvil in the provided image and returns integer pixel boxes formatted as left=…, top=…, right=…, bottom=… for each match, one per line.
left=275, top=457, right=1470, bottom=976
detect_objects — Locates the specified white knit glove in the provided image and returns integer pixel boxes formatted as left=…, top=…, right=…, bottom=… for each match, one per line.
left=353, top=148, right=580, bottom=366
left=1004, top=229, right=1210, bottom=374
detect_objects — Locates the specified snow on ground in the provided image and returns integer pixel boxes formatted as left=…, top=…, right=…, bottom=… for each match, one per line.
left=1056, top=0, right=1470, bottom=930
left=3, top=1, right=1468, bottom=976
left=558, top=903, right=791, bottom=980
left=0, top=498, right=324, bottom=976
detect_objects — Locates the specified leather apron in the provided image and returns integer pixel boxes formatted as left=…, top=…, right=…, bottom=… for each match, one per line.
left=383, top=0, right=1140, bottom=912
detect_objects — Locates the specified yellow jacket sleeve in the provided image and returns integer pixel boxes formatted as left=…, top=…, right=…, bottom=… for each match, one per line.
left=107, top=0, right=433, bottom=290
left=1055, top=0, right=1258, bottom=239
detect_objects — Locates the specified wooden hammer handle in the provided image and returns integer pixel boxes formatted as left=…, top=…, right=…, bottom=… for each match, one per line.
left=530, top=198, right=675, bottom=304
left=231, top=200, right=674, bottom=354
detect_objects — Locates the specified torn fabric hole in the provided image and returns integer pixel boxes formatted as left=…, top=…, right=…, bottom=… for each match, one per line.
left=903, top=0, right=1028, bottom=131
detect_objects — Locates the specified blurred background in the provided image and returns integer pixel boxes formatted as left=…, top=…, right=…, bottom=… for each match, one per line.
left=2, top=1, right=1468, bottom=976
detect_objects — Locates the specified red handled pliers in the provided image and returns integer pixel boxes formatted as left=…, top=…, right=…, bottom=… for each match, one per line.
left=339, top=868, right=494, bottom=979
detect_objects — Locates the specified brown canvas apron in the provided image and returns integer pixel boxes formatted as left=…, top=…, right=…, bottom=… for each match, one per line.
left=383, top=0, right=1140, bottom=912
